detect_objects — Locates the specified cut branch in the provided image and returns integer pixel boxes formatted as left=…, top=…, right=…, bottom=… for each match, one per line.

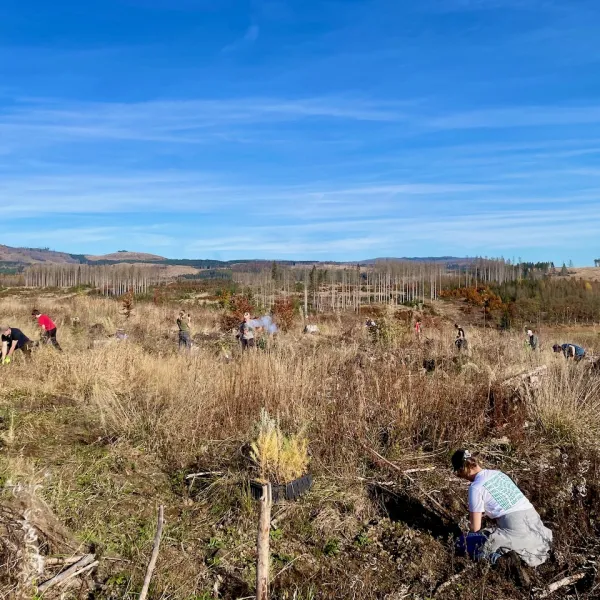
left=537, top=572, right=587, bottom=598
left=38, top=554, right=96, bottom=592
left=435, top=564, right=477, bottom=596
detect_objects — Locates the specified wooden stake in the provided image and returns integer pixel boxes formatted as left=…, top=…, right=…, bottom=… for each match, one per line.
left=139, top=505, right=165, bottom=600
left=256, top=483, right=272, bottom=600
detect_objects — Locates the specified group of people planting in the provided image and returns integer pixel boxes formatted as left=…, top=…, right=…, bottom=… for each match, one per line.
left=175, top=310, right=279, bottom=352
left=1, top=309, right=62, bottom=364
left=453, top=323, right=587, bottom=361
left=1, top=307, right=589, bottom=583
left=526, top=328, right=587, bottom=360
left=2, top=307, right=589, bottom=367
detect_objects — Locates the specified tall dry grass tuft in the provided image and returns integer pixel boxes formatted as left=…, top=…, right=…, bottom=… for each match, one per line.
left=533, top=363, right=600, bottom=445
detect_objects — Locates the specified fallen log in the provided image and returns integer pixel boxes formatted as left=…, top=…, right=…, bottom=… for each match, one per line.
left=185, top=471, right=224, bottom=480
left=403, top=467, right=437, bottom=474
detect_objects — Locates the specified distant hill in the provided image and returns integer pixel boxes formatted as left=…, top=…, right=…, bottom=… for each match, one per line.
left=0, top=245, right=81, bottom=265
left=86, top=251, right=166, bottom=262
left=362, top=256, right=477, bottom=265
left=567, top=267, right=600, bottom=282
left=0, top=244, right=517, bottom=275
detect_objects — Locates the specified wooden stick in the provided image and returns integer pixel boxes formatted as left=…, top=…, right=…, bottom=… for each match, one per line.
left=403, top=467, right=436, bottom=474
left=38, top=554, right=96, bottom=592
left=60, top=561, right=99, bottom=584
left=256, top=483, right=272, bottom=600
left=44, top=555, right=85, bottom=567
left=537, top=572, right=586, bottom=598
left=434, top=564, right=477, bottom=596
left=139, top=505, right=165, bottom=600
left=185, top=471, right=224, bottom=479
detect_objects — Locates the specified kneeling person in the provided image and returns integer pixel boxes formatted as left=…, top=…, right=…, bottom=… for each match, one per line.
left=452, top=449, right=552, bottom=567
left=1, top=326, right=34, bottom=363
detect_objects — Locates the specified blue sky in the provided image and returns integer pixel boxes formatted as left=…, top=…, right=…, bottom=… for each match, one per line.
left=1, top=0, right=600, bottom=264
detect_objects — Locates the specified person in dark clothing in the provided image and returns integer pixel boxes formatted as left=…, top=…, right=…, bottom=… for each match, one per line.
left=454, top=324, right=468, bottom=351
left=1, top=326, right=33, bottom=363
left=177, top=310, right=192, bottom=352
left=527, top=329, right=539, bottom=351
left=553, top=343, right=586, bottom=361
left=32, top=309, right=62, bottom=351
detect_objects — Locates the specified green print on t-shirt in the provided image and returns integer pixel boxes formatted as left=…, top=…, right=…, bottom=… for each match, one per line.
left=483, top=473, right=524, bottom=511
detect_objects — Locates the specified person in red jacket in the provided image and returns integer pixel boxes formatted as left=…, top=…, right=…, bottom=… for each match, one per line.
left=32, top=309, right=62, bottom=351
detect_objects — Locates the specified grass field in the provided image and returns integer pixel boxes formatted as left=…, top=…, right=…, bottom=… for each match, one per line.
left=1, top=291, right=599, bottom=599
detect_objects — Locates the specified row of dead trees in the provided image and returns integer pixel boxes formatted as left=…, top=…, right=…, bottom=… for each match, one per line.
left=23, top=264, right=166, bottom=295
left=22, top=258, right=522, bottom=309
left=234, top=258, right=523, bottom=313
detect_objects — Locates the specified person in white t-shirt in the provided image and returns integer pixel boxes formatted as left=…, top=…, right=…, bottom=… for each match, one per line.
left=452, top=449, right=552, bottom=567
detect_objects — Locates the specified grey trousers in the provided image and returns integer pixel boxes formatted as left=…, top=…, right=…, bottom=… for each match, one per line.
left=484, top=508, right=553, bottom=567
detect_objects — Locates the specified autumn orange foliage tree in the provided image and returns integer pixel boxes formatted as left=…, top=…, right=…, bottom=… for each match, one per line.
left=440, top=285, right=506, bottom=314
left=272, top=296, right=296, bottom=332
left=219, top=294, right=256, bottom=331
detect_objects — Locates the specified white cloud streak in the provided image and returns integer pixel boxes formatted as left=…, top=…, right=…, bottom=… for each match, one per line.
left=222, top=24, right=260, bottom=53
left=429, top=106, right=600, bottom=130
left=0, top=95, right=406, bottom=149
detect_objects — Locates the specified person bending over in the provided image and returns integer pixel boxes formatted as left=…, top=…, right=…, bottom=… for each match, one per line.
left=553, top=343, right=585, bottom=361
left=1, top=325, right=34, bottom=363
left=32, top=309, right=62, bottom=351
left=452, top=449, right=552, bottom=567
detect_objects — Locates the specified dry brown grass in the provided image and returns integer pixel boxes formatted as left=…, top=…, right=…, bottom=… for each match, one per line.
left=0, top=293, right=599, bottom=598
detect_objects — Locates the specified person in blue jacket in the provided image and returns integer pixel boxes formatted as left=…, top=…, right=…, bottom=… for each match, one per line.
left=553, top=343, right=586, bottom=361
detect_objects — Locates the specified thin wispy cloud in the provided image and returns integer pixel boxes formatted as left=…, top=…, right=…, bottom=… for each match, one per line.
left=0, top=96, right=406, bottom=150
left=183, top=204, right=600, bottom=257
left=422, top=0, right=555, bottom=12
left=222, top=24, right=260, bottom=53
left=429, top=106, right=600, bottom=130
